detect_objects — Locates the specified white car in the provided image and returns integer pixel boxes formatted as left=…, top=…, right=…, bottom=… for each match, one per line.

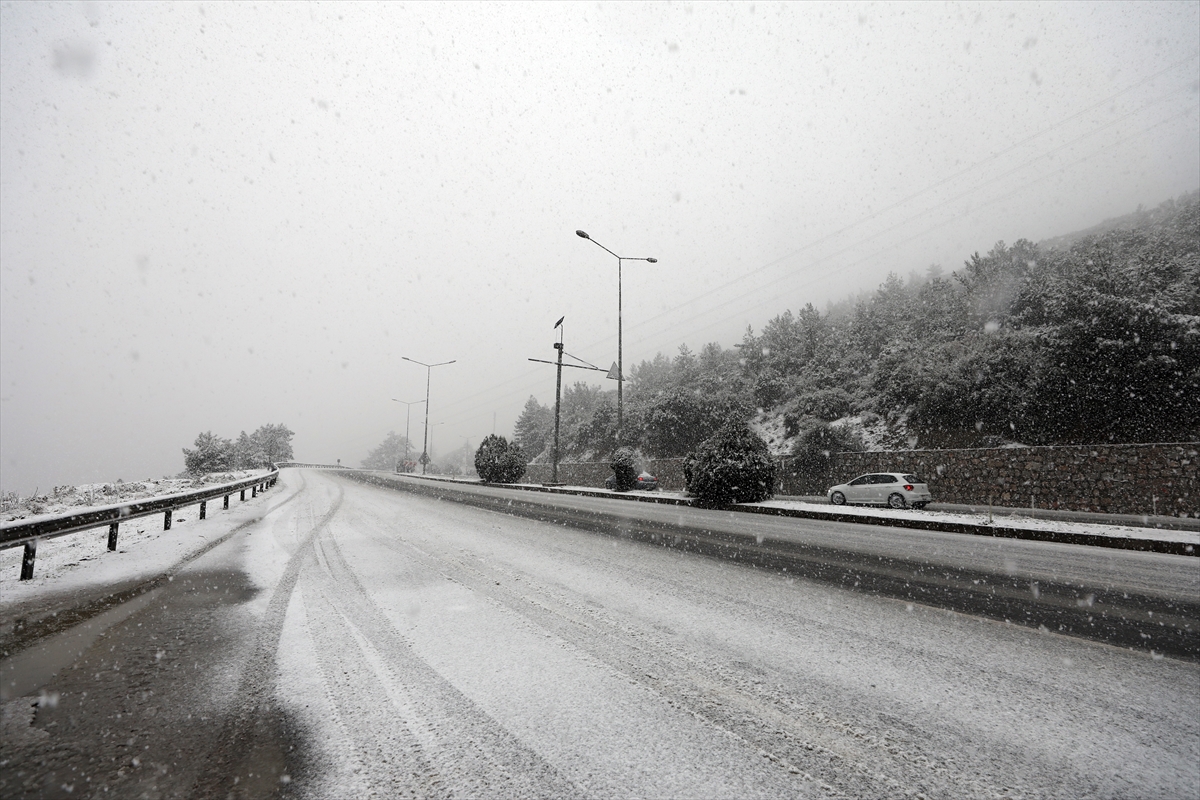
left=827, top=473, right=932, bottom=509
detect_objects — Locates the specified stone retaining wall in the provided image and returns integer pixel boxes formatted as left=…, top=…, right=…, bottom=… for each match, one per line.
left=523, top=459, right=691, bottom=491
left=782, top=442, right=1197, bottom=517
left=524, top=442, right=1198, bottom=517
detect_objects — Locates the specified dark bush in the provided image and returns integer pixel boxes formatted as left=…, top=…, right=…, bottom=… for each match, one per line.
left=474, top=435, right=527, bottom=483
left=609, top=446, right=639, bottom=492
left=685, top=421, right=776, bottom=504
left=752, top=369, right=790, bottom=409
left=786, top=422, right=864, bottom=493
left=791, top=422, right=864, bottom=471
left=643, top=388, right=750, bottom=457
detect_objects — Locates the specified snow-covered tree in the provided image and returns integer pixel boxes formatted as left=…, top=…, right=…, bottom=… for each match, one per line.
left=183, top=431, right=234, bottom=475
left=232, top=431, right=263, bottom=469
left=475, top=435, right=527, bottom=483
left=252, top=423, right=294, bottom=467
left=685, top=421, right=776, bottom=505
left=513, top=396, right=553, bottom=460
left=361, top=432, right=411, bottom=470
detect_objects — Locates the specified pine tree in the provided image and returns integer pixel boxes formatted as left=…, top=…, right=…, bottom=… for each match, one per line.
left=513, top=396, right=554, bottom=460
left=183, top=431, right=234, bottom=475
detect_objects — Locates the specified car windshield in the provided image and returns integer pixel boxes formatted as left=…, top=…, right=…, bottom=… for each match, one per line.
left=2, top=3, right=1196, bottom=798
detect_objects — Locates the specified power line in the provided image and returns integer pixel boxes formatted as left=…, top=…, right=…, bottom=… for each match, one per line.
left=622, top=99, right=1199, bottom=351
left=628, top=51, right=1200, bottom=333
left=668, top=105, right=1200, bottom=346
left=425, top=58, right=1200, bottom=432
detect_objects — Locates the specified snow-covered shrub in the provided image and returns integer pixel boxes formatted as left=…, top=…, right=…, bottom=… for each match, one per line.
left=182, top=431, right=234, bottom=475
left=684, top=421, right=777, bottom=505
left=474, top=435, right=527, bottom=484
left=609, top=446, right=639, bottom=492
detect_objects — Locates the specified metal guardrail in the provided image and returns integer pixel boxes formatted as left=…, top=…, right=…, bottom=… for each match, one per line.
left=275, top=462, right=351, bottom=469
left=0, top=470, right=279, bottom=580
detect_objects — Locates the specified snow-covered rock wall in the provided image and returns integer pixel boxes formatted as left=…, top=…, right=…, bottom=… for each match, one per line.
left=526, top=443, right=1198, bottom=517
left=778, top=442, right=1199, bottom=517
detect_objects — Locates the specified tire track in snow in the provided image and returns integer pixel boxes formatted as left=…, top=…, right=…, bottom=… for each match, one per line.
left=293, top=511, right=583, bottom=799
left=345, top=491, right=1090, bottom=800
left=188, top=479, right=344, bottom=799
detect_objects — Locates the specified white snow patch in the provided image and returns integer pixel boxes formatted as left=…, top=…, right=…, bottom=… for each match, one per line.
left=0, top=470, right=278, bottom=611
left=750, top=412, right=793, bottom=456
left=752, top=499, right=1200, bottom=546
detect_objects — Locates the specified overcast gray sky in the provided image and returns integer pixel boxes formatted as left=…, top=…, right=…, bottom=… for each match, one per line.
left=2, top=1, right=1197, bottom=494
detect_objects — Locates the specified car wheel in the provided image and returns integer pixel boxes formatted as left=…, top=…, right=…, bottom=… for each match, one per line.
left=887, top=492, right=906, bottom=509
left=830, top=491, right=846, bottom=506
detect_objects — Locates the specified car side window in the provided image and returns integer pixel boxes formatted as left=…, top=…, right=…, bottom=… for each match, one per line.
left=849, top=475, right=870, bottom=486
left=871, top=474, right=894, bottom=484
left=904, top=474, right=921, bottom=483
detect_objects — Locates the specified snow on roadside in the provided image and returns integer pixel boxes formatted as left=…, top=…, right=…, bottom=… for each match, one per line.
left=752, top=498, right=1200, bottom=546
left=1, top=470, right=268, bottom=522
left=402, top=473, right=1198, bottom=548
left=0, top=470, right=275, bottom=612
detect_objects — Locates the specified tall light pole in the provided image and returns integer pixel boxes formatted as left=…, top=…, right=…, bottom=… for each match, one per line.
left=391, top=398, right=425, bottom=472
left=401, top=356, right=456, bottom=474
left=575, top=230, right=656, bottom=438
left=529, top=316, right=611, bottom=485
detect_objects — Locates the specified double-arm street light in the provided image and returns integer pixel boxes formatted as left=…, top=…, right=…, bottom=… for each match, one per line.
left=401, top=356, right=456, bottom=474
left=390, top=398, right=426, bottom=472
left=575, top=230, right=656, bottom=436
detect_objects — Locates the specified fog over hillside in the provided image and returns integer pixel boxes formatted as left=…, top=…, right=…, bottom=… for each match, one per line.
left=2, top=2, right=1197, bottom=494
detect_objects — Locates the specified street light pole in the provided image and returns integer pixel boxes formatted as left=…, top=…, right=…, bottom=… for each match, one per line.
left=391, top=398, right=425, bottom=472
left=575, top=230, right=656, bottom=439
left=528, top=316, right=612, bottom=486
left=401, top=356, right=456, bottom=474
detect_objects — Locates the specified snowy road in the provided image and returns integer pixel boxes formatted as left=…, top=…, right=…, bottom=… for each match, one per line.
left=2, top=468, right=1198, bottom=799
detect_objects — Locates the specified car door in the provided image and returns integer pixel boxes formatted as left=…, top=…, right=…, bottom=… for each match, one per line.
left=872, top=473, right=899, bottom=504
left=845, top=474, right=872, bottom=503
left=868, top=473, right=896, bottom=504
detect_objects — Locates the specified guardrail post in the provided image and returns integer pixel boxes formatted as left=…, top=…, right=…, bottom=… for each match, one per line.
left=20, top=539, right=37, bottom=580
left=223, top=494, right=230, bottom=509
left=252, top=485, right=257, bottom=498
left=240, top=489, right=246, bottom=501
left=164, top=510, right=172, bottom=530
left=200, top=501, right=207, bottom=520
left=108, top=522, right=119, bottom=551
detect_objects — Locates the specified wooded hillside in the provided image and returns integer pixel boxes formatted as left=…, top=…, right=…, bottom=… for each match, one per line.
left=516, top=193, right=1199, bottom=460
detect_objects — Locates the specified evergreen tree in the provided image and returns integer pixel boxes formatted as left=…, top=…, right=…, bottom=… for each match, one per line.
left=513, top=396, right=554, bottom=460
left=685, top=421, right=776, bottom=505
left=232, top=431, right=263, bottom=469
left=475, top=435, right=527, bottom=483
left=252, top=424, right=294, bottom=467
left=361, top=432, right=411, bottom=470
left=183, top=431, right=234, bottom=475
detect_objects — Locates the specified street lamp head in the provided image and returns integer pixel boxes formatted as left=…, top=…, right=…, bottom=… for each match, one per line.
left=575, top=230, right=590, bottom=239
left=647, top=258, right=658, bottom=263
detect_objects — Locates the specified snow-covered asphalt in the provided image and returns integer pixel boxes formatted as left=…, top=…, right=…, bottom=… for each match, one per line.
left=2, top=467, right=1198, bottom=799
